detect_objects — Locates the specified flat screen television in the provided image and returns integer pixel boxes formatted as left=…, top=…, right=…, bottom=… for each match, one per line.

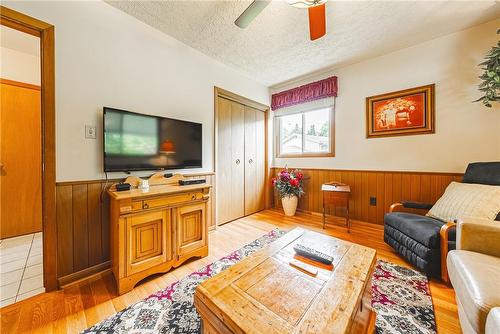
left=103, top=107, right=202, bottom=172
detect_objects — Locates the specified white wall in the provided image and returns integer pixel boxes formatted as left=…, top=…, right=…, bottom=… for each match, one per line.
left=273, top=19, right=500, bottom=173
left=4, top=1, right=269, bottom=182
left=4, top=2, right=498, bottom=178
left=0, top=47, right=40, bottom=85
left=0, top=25, right=40, bottom=85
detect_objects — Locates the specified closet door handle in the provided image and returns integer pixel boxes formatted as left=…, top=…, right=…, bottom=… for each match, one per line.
left=236, top=159, right=240, bottom=165
left=248, top=159, right=253, bottom=164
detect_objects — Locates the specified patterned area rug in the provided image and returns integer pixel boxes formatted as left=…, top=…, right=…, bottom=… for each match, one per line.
left=83, top=230, right=436, bottom=334
left=372, top=260, right=436, bottom=334
left=83, top=229, right=285, bottom=334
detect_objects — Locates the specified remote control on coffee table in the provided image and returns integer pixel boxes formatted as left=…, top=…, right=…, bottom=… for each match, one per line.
left=293, top=244, right=333, bottom=265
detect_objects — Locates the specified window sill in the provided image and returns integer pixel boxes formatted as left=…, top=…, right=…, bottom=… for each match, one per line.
left=276, top=152, right=335, bottom=158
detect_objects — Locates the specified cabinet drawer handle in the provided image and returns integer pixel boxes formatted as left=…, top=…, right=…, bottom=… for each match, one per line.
left=143, top=203, right=149, bottom=209
left=249, top=159, right=253, bottom=164
left=236, top=159, right=240, bottom=165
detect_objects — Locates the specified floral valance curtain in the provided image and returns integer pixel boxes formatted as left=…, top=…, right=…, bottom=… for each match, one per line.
left=271, top=76, right=338, bottom=110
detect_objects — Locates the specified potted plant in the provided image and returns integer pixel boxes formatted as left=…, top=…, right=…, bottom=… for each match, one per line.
left=474, top=29, right=499, bottom=108
left=272, top=168, right=304, bottom=216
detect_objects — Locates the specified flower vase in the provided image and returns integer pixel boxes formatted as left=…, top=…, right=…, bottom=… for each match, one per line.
left=281, top=195, right=298, bottom=216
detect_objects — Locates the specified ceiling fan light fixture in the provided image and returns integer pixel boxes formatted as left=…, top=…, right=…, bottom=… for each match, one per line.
left=287, top=0, right=327, bottom=9
left=235, top=0, right=328, bottom=42
left=235, top=0, right=271, bottom=28
left=308, top=3, right=326, bottom=40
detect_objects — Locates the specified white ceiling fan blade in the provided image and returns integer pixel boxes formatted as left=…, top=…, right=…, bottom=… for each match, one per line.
left=235, top=0, right=271, bottom=29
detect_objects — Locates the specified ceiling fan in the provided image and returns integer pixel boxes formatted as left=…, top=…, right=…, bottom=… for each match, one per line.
left=235, top=0, right=328, bottom=41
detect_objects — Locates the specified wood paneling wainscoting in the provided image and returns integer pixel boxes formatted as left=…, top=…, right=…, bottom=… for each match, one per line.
left=271, top=168, right=462, bottom=225
left=55, top=173, right=215, bottom=286
left=0, top=210, right=460, bottom=334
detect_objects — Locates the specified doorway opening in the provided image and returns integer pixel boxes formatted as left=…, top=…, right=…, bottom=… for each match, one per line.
left=0, top=6, right=56, bottom=305
left=0, top=20, right=43, bottom=307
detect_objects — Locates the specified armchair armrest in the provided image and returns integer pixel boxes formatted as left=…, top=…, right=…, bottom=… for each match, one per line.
left=389, top=201, right=433, bottom=213
left=440, top=221, right=456, bottom=282
left=402, top=201, right=434, bottom=210
left=457, top=218, right=500, bottom=258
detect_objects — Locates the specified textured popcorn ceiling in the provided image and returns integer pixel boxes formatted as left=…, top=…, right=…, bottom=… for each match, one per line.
left=106, top=1, right=500, bottom=86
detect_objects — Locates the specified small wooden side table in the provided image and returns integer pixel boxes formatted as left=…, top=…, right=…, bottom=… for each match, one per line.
left=322, top=182, right=351, bottom=232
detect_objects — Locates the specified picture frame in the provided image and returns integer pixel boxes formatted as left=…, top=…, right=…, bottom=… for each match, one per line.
left=366, top=84, right=435, bottom=138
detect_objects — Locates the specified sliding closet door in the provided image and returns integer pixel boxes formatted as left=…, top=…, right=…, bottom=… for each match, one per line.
left=217, top=97, right=245, bottom=224
left=244, top=106, right=265, bottom=215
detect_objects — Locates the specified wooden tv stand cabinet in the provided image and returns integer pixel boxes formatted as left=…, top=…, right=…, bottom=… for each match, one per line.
left=108, top=174, right=211, bottom=294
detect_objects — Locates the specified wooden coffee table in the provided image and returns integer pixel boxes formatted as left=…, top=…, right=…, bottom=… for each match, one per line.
left=194, top=227, right=377, bottom=334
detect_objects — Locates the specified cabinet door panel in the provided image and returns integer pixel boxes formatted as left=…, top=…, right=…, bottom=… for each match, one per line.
left=217, top=97, right=245, bottom=225
left=176, top=203, right=206, bottom=257
left=244, top=106, right=257, bottom=215
left=230, top=101, right=245, bottom=220
left=244, top=106, right=266, bottom=215
left=126, top=209, right=171, bottom=275
left=255, top=109, right=266, bottom=211
left=216, top=97, right=232, bottom=225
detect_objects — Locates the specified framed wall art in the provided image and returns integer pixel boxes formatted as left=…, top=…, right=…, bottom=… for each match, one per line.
left=366, top=84, right=435, bottom=138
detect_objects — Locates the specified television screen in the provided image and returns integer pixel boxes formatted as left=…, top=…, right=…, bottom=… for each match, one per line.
left=103, top=107, right=202, bottom=172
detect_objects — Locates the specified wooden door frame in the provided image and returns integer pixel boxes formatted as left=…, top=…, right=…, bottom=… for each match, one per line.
left=213, top=87, right=270, bottom=227
left=1, top=6, right=57, bottom=291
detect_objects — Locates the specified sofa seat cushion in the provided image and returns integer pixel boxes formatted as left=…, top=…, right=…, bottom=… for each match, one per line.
left=385, top=212, right=455, bottom=248
left=447, top=250, right=500, bottom=333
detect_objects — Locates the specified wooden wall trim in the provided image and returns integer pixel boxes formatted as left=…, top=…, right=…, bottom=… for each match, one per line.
left=214, top=87, right=268, bottom=112
left=58, top=261, right=111, bottom=288
left=272, top=166, right=463, bottom=176
left=56, top=179, right=121, bottom=186
left=1, top=6, right=57, bottom=292
left=0, top=6, right=51, bottom=35
left=56, top=171, right=216, bottom=186
left=0, top=78, right=41, bottom=90
left=271, top=167, right=462, bottom=225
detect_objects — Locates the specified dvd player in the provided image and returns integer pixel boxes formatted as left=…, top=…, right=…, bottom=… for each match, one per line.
left=179, top=179, right=206, bottom=186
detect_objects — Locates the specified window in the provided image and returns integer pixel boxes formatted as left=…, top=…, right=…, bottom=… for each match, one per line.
left=276, top=107, right=334, bottom=157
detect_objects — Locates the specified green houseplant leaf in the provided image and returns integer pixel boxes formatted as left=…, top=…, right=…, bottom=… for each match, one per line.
left=475, top=29, right=500, bottom=108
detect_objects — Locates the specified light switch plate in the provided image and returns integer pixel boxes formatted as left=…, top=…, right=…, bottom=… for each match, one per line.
left=85, top=125, right=96, bottom=139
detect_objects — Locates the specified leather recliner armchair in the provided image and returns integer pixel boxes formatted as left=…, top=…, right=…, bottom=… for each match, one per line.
left=447, top=218, right=500, bottom=334
left=383, top=162, right=500, bottom=281
left=486, top=308, right=500, bottom=334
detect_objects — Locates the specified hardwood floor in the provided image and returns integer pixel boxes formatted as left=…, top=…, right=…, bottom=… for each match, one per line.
left=0, top=209, right=459, bottom=333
